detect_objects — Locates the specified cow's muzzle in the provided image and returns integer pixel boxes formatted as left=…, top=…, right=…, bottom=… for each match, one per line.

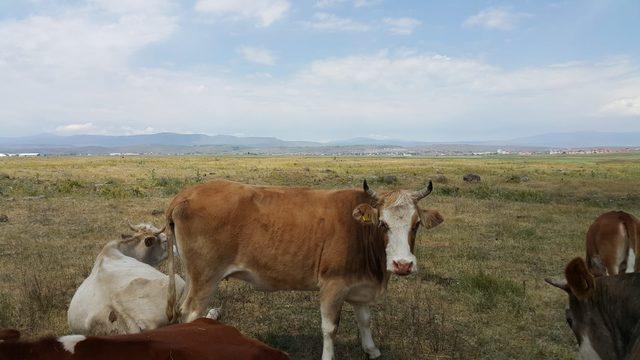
left=392, top=260, right=413, bottom=276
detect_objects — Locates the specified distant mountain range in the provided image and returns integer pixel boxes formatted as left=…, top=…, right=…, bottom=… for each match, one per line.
left=0, top=133, right=318, bottom=148
left=0, top=131, right=638, bottom=155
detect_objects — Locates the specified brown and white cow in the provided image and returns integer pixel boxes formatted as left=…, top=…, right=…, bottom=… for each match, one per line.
left=164, top=179, right=443, bottom=359
left=586, top=211, right=639, bottom=276
left=0, top=318, right=289, bottom=360
left=546, top=258, right=640, bottom=360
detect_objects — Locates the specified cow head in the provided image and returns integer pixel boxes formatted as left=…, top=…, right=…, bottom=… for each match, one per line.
left=119, top=222, right=168, bottom=265
left=546, top=257, right=614, bottom=360
left=353, top=179, right=443, bottom=276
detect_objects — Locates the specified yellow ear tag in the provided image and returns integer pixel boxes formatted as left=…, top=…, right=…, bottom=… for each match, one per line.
left=361, top=215, right=370, bottom=222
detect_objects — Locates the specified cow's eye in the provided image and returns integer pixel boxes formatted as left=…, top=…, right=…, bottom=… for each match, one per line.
left=565, top=309, right=574, bottom=328
left=379, top=221, right=389, bottom=231
left=144, top=237, right=155, bottom=247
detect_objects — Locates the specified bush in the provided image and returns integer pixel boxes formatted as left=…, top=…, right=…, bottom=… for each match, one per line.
left=55, top=179, right=84, bottom=194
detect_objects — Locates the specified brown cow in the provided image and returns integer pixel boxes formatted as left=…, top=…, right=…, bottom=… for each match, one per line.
left=0, top=318, right=289, bottom=360
left=586, top=211, right=639, bottom=276
left=165, top=179, right=443, bottom=359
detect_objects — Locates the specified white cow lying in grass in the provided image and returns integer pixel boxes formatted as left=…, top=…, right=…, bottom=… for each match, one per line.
left=68, top=222, right=185, bottom=335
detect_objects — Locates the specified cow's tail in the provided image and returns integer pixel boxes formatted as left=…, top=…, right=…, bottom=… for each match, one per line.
left=165, top=204, right=181, bottom=323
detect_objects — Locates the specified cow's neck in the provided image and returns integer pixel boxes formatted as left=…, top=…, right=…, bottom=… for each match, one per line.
left=593, top=276, right=640, bottom=357
left=355, top=222, right=389, bottom=288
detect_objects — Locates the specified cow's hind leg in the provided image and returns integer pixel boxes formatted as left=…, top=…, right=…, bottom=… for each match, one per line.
left=319, top=284, right=346, bottom=360
left=351, top=303, right=381, bottom=359
left=180, top=271, right=224, bottom=323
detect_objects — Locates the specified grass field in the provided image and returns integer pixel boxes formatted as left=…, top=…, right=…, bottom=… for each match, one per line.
left=1, top=154, right=639, bottom=359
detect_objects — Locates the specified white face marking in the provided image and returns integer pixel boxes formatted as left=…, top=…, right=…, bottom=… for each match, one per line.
left=379, top=201, right=418, bottom=274
left=627, top=249, right=636, bottom=273
left=578, top=334, right=602, bottom=360
left=58, top=335, right=86, bottom=354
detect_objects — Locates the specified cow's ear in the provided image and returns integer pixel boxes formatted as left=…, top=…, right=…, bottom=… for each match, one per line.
left=419, top=209, right=443, bottom=229
left=565, top=257, right=595, bottom=300
left=353, top=204, right=378, bottom=225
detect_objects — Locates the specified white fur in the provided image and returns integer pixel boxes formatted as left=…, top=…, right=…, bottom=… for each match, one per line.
left=67, top=227, right=185, bottom=335
left=579, top=334, right=602, bottom=360
left=354, top=304, right=381, bottom=359
left=379, top=199, right=418, bottom=274
left=206, top=308, right=222, bottom=320
left=58, top=335, right=86, bottom=354
left=627, top=249, right=636, bottom=273
left=321, top=313, right=336, bottom=360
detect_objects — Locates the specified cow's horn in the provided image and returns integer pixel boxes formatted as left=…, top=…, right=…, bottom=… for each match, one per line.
left=127, top=221, right=139, bottom=232
left=154, top=226, right=166, bottom=236
left=412, top=180, right=433, bottom=201
left=544, top=278, right=569, bottom=292
left=363, top=179, right=378, bottom=200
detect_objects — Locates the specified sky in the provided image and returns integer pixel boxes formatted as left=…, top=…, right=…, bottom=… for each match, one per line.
left=0, top=0, right=638, bottom=142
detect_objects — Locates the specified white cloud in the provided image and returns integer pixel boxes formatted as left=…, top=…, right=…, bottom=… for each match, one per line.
left=354, top=0, right=381, bottom=7
left=55, top=123, right=97, bottom=134
left=601, top=96, right=640, bottom=116
left=89, top=0, right=175, bottom=15
left=315, top=0, right=380, bottom=8
left=0, top=9, right=176, bottom=74
left=195, top=0, right=290, bottom=27
left=464, top=7, right=531, bottom=30
left=305, top=12, right=370, bottom=32
left=238, top=46, right=276, bottom=66
left=383, top=17, right=421, bottom=35
left=0, top=3, right=638, bottom=140
left=315, top=0, right=347, bottom=8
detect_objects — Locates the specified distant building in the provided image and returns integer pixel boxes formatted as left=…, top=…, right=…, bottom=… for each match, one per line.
left=109, top=152, right=140, bottom=156
left=18, top=153, right=39, bottom=157
left=0, top=153, right=6, bottom=157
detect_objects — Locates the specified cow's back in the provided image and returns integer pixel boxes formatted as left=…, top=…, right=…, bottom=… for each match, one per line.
left=169, top=180, right=369, bottom=289
left=0, top=319, right=289, bottom=360
left=587, top=211, right=640, bottom=275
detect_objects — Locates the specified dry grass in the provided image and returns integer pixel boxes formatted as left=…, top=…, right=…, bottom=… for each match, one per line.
left=1, top=154, right=639, bottom=358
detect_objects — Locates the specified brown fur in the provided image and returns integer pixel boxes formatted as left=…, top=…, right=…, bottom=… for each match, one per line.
left=565, top=257, right=595, bottom=300
left=420, top=209, right=444, bottom=229
left=166, top=181, right=389, bottom=294
left=0, top=329, right=19, bottom=341
left=0, top=318, right=289, bottom=360
left=586, top=211, right=640, bottom=276
left=167, top=181, right=440, bottom=290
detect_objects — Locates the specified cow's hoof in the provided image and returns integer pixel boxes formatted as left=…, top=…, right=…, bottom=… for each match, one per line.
left=366, top=348, right=381, bottom=359
left=205, top=308, right=222, bottom=320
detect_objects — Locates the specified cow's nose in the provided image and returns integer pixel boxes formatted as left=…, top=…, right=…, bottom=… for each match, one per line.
left=392, top=260, right=413, bottom=276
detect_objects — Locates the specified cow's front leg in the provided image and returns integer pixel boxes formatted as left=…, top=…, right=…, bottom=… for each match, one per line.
left=352, top=304, right=381, bottom=359
left=320, top=285, right=346, bottom=360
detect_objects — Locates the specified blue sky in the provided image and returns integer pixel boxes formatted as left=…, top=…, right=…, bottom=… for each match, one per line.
left=0, top=0, right=638, bottom=141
